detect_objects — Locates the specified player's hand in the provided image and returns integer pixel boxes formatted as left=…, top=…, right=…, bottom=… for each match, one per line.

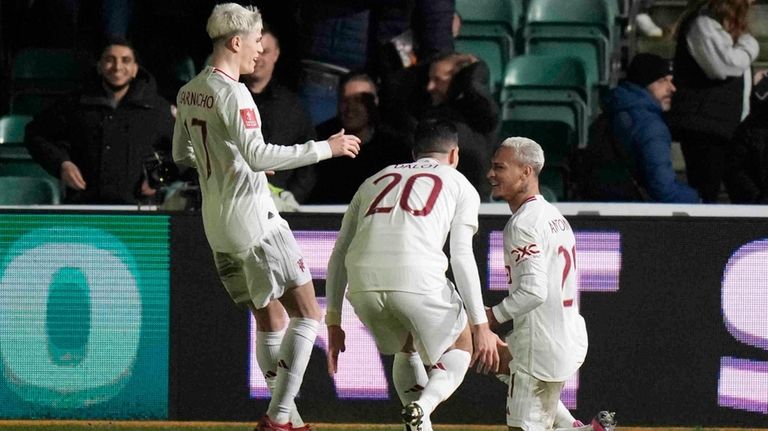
left=469, top=323, right=501, bottom=374
left=326, top=324, right=346, bottom=376
left=60, top=161, right=86, bottom=190
left=327, top=128, right=361, bottom=159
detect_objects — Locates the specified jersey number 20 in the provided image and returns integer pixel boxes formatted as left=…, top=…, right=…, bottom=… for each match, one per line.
left=365, top=173, right=443, bottom=217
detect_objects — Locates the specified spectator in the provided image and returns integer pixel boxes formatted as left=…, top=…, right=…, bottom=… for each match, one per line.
left=599, top=53, right=700, bottom=203
left=724, top=72, right=768, bottom=203
left=242, top=26, right=318, bottom=210
left=422, top=53, right=499, bottom=200
left=668, top=0, right=760, bottom=202
left=299, top=0, right=454, bottom=75
left=25, top=36, right=174, bottom=205
left=309, top=72, right=412, bottom=204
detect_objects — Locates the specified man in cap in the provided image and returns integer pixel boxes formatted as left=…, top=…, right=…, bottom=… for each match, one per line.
left=601, top=52, right=699, bottom=203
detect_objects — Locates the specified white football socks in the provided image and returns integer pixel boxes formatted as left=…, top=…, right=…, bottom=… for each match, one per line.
left=415, top=349, right=470, bottom=417
left=393, top=352, right=428, bottom=405
left=266, top=318, right=319, bottom=424
left=555, top=399, right=578, bottom=428
left=255, top=330, right=304, bottom=426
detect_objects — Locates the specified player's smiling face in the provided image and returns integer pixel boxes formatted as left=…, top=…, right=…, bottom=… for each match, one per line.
left=488, top=146, right=529, bottom=202
left=98, top=44, right=137, bottom=90
left=239, top=29, right=264, bottom=75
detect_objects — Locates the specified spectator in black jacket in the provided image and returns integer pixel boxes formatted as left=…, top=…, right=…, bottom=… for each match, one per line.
left=724, top=73, right=768, bottom=203
left=421, top=53, right=499, bottom=200
left=309, top=72, right=412, bottom=204
left=242, top=26, right=317, bottom=210
left=25, top=37, right=174, bottom=205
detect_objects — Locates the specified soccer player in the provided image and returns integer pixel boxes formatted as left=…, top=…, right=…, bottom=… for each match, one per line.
left=325, top=119, right=501, bottom=431
left=484, top=137, right=591, bottom=431
left=171, top=4, right=360, bottom=431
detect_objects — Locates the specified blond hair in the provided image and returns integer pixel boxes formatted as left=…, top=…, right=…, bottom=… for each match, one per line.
left=206, top=3, right=262, bottom=42
left=499, top=137, right=545, bottom=175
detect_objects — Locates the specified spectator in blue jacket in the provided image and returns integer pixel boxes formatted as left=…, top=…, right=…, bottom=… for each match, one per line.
left=603, top=53, right=700, bottom=203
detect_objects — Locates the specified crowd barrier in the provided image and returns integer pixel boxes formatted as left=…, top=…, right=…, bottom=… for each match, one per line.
left=0, top=204, right=766, bottom=426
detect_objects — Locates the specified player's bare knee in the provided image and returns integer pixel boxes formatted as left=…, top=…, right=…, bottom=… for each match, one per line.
left=251, top=301, right=288, bottom=331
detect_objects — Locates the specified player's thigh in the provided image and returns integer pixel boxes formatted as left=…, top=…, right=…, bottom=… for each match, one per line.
left=391, top=283, right=467, bottom=365
left=506, top=371, right=563, bottom=431
left=279, top=281, right=321, bottom=320
left=347, top=291, right=409, bottom=355
left=213, top=250, right=252, bottom=306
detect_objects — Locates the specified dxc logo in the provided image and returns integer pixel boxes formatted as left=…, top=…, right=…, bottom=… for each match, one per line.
left=511, top=243, right=539, bottom=263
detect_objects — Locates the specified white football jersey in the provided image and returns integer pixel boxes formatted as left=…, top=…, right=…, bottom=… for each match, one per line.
left=344, top=158, right=479, bottom=291
left=491, top=195, right=588, bottom=381
left=172, top=67, right=331, bottom=252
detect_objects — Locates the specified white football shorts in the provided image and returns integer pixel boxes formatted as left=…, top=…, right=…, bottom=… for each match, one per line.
left=506, top=369, right=564, bottom=431
left=213, top=222, right=312, bottom=309
left=346, top=281, right=467, bottom=365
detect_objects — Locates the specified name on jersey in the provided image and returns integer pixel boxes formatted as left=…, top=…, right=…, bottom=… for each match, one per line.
left=178, top=90, right=214, bottom=108
left=549, top=217, right=572, bottom=234
left=394, top=162, right=438, bottom=169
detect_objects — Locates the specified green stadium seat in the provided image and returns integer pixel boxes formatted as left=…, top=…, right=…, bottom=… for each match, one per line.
left=175, top=56, right=197, bottom=83
left=501, top=54, right=590, bottom=200
left=0, top=115, right=32, bottom=144
left=0, top=146, right=55, bottom=180
left=540, top=183, right=559, bottom=202
left=11, top=48, right=84, bottom=92
left=501, top=55, right=589, bottom=147
left=457, top=0, right=523, bottom=29
left=456, top=0, right=524, bottom=96
left=9, top=93, right=49, bottom=115
left=540, top=167, right=568, bottom=201
left=0, top=176, right=60, bottom=205
left=523, top=0, right=615, bottom=86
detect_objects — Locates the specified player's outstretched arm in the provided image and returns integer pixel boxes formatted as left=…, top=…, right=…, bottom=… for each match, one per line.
left=325, top=192, right=361, bottom=376
left=326, top=128, right=361, bottom=159
left=449, top=222, right=499, bottom=373
left=326, top=324, right=346, bottom=376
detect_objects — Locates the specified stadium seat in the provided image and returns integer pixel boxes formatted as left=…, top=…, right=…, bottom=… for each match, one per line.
left=298, top=60, right=350, bottom=126
left=9, top=93, right=49, bottom=115
left=0, top=176, right=60, bottom=205
left=0, top=115, right=32, bottom=144
left=501, top=55, right=589, bottom=148
left=175, top=56, right=197, bottom=83
left=540, top=167, right=569, bottom=200
left=501, top=54, right=590, bottom=200
left=455, top=0, right=524, bottom=95
left=11, top=48, right=85, bottom=93
left=523, top=0, right=615, bottom=87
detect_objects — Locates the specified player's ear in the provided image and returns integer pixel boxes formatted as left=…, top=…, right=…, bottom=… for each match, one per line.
left=448, top=146, right=459, bottom=166
left=229, top=34, right=241, bottom=52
